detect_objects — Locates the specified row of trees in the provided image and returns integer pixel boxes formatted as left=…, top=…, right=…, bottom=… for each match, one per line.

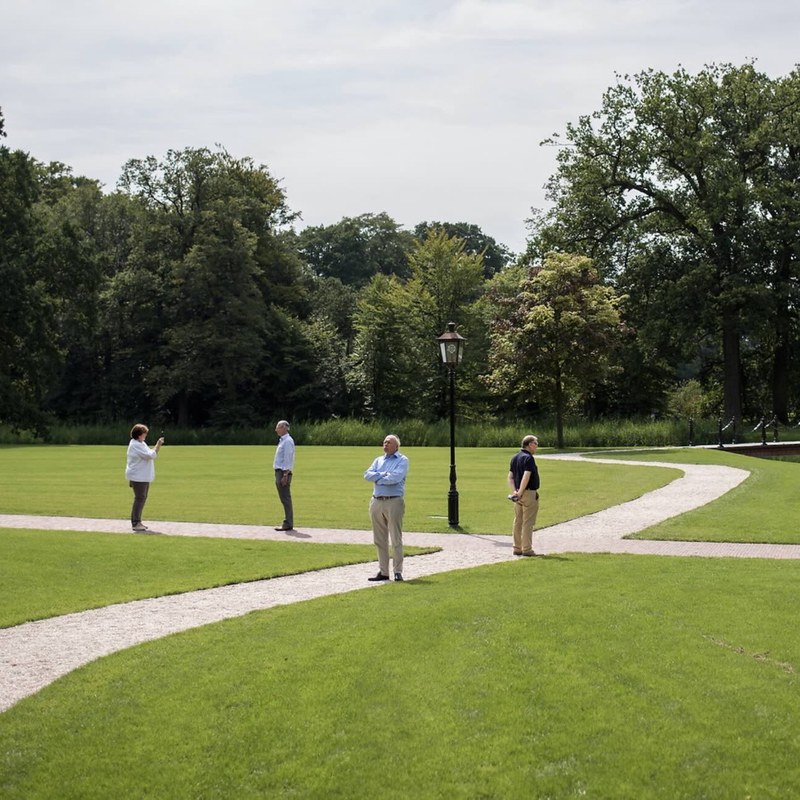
left=3, top=61, right=800, bottom=438
left=0, top=112, right=519, bottom=433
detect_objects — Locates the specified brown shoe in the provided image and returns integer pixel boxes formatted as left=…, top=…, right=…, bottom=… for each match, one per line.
left=513, top=549, right=523, bottom=556
left=521, top=550, right=537, bottom=557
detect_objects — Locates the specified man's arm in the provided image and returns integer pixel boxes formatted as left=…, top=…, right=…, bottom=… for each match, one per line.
left=364, top=458, right=383, bottom=482
left=284, top=439, right=295, bottom=470
left=378, top=456, right=408, bottom=485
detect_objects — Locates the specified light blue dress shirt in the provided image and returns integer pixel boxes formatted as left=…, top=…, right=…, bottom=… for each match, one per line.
left=364, top=452, right=409, bottom=497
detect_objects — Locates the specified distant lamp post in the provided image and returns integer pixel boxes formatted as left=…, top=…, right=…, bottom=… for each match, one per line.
left=436, top=321, right=466, bottom=527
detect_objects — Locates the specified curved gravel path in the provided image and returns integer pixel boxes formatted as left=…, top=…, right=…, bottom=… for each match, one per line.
left=2, top=455, right=800, bottom=713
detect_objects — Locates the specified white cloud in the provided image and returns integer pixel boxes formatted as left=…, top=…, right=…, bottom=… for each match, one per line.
left=3, top=0, right=800, bottom=252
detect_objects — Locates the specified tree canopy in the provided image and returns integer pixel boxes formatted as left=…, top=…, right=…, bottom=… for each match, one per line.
left=4, top=62, right=800, bottom=436
left=294, top=212, right=414, bottom=286
left=529, top=62, right=800, bottom=423
left=485, top=252, right=624, bottom=447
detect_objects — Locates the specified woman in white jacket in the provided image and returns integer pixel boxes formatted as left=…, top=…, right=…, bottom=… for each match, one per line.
left=125, top=423, right=164, bottom=532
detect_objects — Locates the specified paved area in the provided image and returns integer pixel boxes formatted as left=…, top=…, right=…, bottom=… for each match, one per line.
left=2, top=455, right=800, bottom=713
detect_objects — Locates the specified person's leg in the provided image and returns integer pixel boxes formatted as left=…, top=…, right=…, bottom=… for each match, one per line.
left=385, top=497, right=405, bottom=575
left=521, top=492, right=540, bottom=554
left=130, top=481, right=149, bottom=528
left=512, top=500, right=524, bottom=553
left=275, top=470, right=294, bottom=528
left=369, top=498, right=391, bottom=575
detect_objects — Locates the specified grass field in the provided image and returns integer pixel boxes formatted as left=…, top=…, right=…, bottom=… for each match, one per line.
left=0, top=529, right=437, bottom=628
left=0, top=444, right=680, bottom=533
left=1, top=555, right=799, bottom=798
left=3, top=445, right=800, bottom=797
left=593, top=447, right=800, bottom=544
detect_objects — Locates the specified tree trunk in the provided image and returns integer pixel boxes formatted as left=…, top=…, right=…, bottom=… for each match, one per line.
left=555, top=369, right=565, bottom=449
left=721, top=311, right=742, bottom=422
left=772, top=252, right=792, bottom=423
left=176, top=393, right=190, bottom=427
left=772, top=331, right=790, bottom=423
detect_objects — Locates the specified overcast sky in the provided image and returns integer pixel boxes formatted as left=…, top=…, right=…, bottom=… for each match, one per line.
left=2, top=1, right=799, bottom=253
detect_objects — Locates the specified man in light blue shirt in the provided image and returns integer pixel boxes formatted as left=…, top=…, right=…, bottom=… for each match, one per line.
left=364, top=433, right=409, bottom=581
left=272, top=420, right=295, bottom=531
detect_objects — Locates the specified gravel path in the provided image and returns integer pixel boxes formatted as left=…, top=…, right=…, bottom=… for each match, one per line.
left=2, top=455, right=799, bottom=713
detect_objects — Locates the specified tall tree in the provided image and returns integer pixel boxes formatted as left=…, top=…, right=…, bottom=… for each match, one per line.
left=752, top=69, right=800, bottom=419
left=295, top=212, right=414, bottom=286
left=348, top=228, right=491, bottom=420
left=0, top=115, right=66, bottom=433
left=116, top=146, right=308, bottom=426
left=406, top=227, right=488, bottom=415
left=414, top=221, right=513, bottom=278
left=406, top=227, right=485, bottom=333
left=485, top=252, right=623, bottom=447
left=531, top=63, right=800, bottom=422
left=348, top=274, right=431, bottom=418
left=30, top=164, right=112, bottom=421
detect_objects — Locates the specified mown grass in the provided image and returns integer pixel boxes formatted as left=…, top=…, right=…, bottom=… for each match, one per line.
left=592, top=447, right=800, bottom=544
left=3, top=445, right=800, bottom=797
left=0, top=529, right=438, bottom=628
left=0, top=445, right=680, bottom=534
left=1, top=555, right=799, bottom=799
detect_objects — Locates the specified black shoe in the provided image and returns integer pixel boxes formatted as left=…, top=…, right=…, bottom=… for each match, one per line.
left=368, top=572, right=390, bottom=582
left=274, top=525, right=293, bottom=531
left=394, top=573, right=404, bottom=581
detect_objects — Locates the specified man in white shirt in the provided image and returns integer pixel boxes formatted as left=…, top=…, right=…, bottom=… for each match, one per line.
left=273, top=420, right=295, bottom=531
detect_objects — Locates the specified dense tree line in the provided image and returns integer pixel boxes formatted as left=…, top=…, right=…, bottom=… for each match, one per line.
left=0, top=124, right=515, bottom=432
left=2, top=63, right=800, bottom=435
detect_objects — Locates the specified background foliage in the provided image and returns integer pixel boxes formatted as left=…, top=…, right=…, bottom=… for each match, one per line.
left=3, top=62, right=800, bottom=436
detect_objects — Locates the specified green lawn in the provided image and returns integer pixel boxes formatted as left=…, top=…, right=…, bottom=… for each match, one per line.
left=5, top=444, right=800, bottom=797
left=1, top=555, right=799, bottom=799
left=0, top=529, right=436, bottom=628
left=0, top=444, right=679, bottom=534
left=592, top=447, right=800, bottom=544
left=0, top=444, right=678, bottom=628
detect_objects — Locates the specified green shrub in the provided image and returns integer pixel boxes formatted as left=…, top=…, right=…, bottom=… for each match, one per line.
left=0, top=415, right=770, bottom=448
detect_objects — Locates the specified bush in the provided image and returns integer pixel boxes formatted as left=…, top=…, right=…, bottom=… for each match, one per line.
left=0, top=416, right=755, bottom=448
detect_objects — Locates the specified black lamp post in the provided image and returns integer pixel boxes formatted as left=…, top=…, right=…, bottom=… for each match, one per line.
left=436, top=321, right=466, bottom=527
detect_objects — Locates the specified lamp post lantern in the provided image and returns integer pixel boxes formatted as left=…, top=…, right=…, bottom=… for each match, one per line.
left=436, top=321, right=466, bottom=527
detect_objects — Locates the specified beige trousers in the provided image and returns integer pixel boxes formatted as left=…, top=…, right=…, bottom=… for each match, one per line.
left=370, top=496, right=405, bottom=575
left=512, top=491, right=539, bottom=553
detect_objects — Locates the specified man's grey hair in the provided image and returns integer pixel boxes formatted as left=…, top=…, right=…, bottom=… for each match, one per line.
left=386, top=433, right=401, bottom=447
left=521, top=434, right=538, bottom=448
left=277, top=420, right=290, bottom=430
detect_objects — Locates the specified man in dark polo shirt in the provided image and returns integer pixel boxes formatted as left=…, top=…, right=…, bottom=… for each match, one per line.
left=507, top=434, right=540, bottom=556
